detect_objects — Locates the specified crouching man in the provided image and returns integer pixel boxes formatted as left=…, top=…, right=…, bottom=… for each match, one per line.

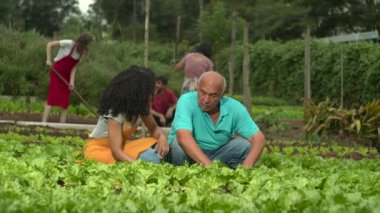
left=168, top=71, right=266, bottom=169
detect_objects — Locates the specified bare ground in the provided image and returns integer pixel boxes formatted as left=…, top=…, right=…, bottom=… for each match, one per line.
left=0, top=112, right=379, bottom=160
left=0, top=112, right=98, bottom=124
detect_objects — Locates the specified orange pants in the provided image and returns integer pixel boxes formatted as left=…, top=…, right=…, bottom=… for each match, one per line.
left=84, top=137, right=157, bottom=164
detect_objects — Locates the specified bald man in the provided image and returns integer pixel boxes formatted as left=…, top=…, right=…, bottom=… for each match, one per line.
left=167, top=71, right=266, bottom=169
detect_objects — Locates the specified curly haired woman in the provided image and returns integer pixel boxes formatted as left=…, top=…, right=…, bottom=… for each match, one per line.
left=83, top=65, right=169, bottom=164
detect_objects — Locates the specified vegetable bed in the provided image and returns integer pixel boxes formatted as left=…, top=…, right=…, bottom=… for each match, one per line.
left=0, top=124, right=379, bottom=212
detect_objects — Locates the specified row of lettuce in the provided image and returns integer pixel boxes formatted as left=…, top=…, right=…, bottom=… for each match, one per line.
left=0, top=129, right=379, bottom=212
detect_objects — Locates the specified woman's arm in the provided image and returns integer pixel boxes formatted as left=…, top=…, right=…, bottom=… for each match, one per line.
left=69, top=66, right=77, bottom=89
left=141, top=114, right=169, bottom=158
left=46, top=41, right=60, bottom=67
left=108, top=118, right=135, bottom=162
left=174, top=54, right=187, bottom=71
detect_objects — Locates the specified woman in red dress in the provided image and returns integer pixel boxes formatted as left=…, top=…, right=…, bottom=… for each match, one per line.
left=42, top=32, right=93, bottom=123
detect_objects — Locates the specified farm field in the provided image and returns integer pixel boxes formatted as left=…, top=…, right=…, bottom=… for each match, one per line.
left=2, top=1, right=380, bottom=211
left=0, top=124, right=379, bottom=212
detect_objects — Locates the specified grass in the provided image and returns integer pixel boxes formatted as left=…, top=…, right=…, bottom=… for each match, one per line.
left=252, top=105, right=304, bottom=120
left=0, top=96, right=304, bottom=120
left=232, top=95, right=304, bottom=120
left=0, top=98, right=94, bottom=117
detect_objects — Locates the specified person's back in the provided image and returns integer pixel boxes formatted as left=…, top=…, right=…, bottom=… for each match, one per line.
left=181, top=52, right=213, bottom=78
left=175, top=42, right=214, bottom=94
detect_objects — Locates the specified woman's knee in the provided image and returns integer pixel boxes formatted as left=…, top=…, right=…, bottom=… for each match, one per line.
left=138, top=148, right=160, bottom=163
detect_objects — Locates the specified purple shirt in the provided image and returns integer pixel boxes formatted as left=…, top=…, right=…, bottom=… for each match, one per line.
left=177, top=52, right=213, bottom=78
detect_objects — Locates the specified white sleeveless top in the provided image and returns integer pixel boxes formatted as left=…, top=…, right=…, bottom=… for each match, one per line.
left=54, top=40, right=80, bottom=62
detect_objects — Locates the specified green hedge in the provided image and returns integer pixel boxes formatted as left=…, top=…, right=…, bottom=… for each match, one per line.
left=1, top=26, right=379, bottom=108
left=216, top=40, right=380, bottom=107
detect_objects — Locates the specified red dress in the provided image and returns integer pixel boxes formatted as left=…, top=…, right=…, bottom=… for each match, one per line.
left=47, top=43, right=80, bottom=109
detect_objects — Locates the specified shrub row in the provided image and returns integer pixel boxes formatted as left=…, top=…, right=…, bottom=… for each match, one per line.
left=1, top=26, right=378, bottom=108
left=216, top=40, right=380, bottom=107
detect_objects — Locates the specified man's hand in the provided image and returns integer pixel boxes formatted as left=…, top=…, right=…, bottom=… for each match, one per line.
left=165, top=110, right=173, bottom=119
left=159, top=114, right=166, bottom=126
left=177, top=129, right=212, bottom=166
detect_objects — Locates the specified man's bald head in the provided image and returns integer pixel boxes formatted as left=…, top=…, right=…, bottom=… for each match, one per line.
left=198, top=71, right=226, bottom=93
left=197, top=71, right=226, bottom=113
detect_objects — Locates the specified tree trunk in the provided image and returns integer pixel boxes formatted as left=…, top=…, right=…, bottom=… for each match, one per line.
left=25, top=95, right=31, bottom=114
left=340, top=49, right=344, bottom=108
left=92, top=3, right=102, bottom=40
left=242, top=22, right=252, bottom=117
left=228, top=11, right=237, bottom=96
left=142, top=0, right=150, bottom=136
left=132, top=0, right=138, bottom=42
left=174, top=16, right=181, bottom=61
left=144, top=0, right=150, bottom=67
left=198, top=0, right=204, bottom=42
left=303, top=25, right=311, bottom=121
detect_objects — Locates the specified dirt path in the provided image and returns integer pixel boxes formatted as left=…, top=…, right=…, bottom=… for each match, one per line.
left=0, top=112, right=97, bottom=124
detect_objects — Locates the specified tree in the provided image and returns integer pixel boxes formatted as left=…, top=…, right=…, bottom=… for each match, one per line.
left=9, top=0, right=80, bottom=37
left=242, top=22, right=252, bottom=116
left=228, top=11, right=237, bottom=96
left=198, top=1, right=231, bottom=52
left=252, top=0, right=309, bottom=40
left=0, top=0, right=16, bottom=28
left=94, top=0, right=139, bottom=40
left=149, top=0, right=183, bottom=42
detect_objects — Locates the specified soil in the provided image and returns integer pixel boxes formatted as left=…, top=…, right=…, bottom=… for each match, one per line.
left=0, top=112, right=98, bottom=124
left=1, top=112, right=379, bottom=160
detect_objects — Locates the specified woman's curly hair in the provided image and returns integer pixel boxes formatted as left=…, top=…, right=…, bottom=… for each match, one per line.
left=98, top=65, right=156, bottom=117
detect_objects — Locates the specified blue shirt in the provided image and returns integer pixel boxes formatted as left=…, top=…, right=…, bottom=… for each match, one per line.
left=168, top=92, right=259, bottom=150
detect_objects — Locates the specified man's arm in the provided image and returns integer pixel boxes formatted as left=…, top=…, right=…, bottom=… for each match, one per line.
left=165, top=89, right=178, bottom=118
left=165, top=103, right=176, bottom=118
left=177, top=129, right=212, bottom=166
left=150, top=108, right=166, bottom=126
left=242, top=131, right=266, bottom=168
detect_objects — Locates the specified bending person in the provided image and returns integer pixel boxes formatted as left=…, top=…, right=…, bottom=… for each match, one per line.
left=168, top=71, right=266, bottom=169
left=175, top=42, right=213, bottom=94
left=42, top=32, right=94, bottom=123
left=83, top=66, right=169, bottom=164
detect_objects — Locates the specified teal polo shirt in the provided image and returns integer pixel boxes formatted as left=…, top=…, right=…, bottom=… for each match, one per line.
left=168, top=92, right=259, bottom=150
